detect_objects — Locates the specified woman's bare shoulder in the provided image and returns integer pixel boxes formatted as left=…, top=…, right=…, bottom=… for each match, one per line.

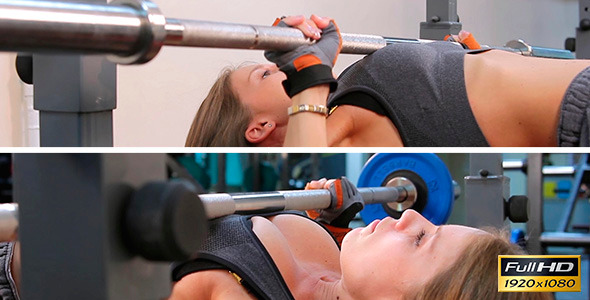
left=265, top=213, right=333, bottom=238
left=265, top=214, right=341, bottom=264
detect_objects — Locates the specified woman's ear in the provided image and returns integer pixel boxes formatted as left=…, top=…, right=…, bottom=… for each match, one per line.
left=245, top=120, right=276, bottom=144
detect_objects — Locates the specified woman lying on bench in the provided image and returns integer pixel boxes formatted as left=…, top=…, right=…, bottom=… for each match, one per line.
left=186, top=15, right=590, bottom=147
left=169, top=178, right=552, bottom=300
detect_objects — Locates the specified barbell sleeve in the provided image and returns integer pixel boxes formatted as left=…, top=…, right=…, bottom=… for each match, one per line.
left=0, top=0, right=167, bottom=64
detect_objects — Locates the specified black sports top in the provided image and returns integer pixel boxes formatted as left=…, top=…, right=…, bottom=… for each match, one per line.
left=171, top=213, right=338, bottom=300
left=328, top=42, right=490, bottom=146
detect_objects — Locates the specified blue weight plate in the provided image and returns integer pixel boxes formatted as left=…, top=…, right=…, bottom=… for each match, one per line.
left=510, top=229, right=525, bottom=245
left=358, top=153, right=453, bottom=225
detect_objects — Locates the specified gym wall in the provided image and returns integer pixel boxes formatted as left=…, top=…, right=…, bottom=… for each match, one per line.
left=0, top=0, right=579, bottom=146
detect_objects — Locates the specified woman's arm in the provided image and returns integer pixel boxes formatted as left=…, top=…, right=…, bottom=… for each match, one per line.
left=303, top=178, right=365, bottom=244
left=264, top=15, right=341, bottom=147
left=283, top=85, right=330, bottom=146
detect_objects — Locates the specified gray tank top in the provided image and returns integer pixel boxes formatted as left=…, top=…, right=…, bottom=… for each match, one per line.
left=172, top=214, right=294, bottom=299
left=172, top=213, right=338, bottom=300
left=328, top=42, right=489, bottom=146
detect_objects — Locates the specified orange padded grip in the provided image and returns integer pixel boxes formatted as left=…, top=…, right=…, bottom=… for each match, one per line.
left=306, top=209, right=320, bottom=220
left=272, top=17, right=282, bottom=26
left=461, top=32, right=481, bottom=50
left=330, top=20, right=342, bottom=66
left=333, top=179, right=343, bottom=209
left=293, top=54, right=322, bottom=71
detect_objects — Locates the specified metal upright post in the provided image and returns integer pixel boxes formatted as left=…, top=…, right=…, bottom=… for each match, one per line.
left=576, top=0, right=590, bottom=58
left=280, top=154, right=290, bottom=189
left=420, top=0, right=462, bottom=40
left=557, top=154, right=590, bottom=232
left=311, top=154, right=320, bottom=179
left=13, top=154, right=170, bottom=299
left=464, top=154, right=508, bottom=228
left=33, top=0, right=116, bottom=146
left=526, top=153, right=544, bottom=255
left=217, top=154, right=227, bottom=192
left=251, top=153, right=261, bottom=191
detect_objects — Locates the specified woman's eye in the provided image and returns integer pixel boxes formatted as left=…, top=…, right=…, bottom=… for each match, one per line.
left=262, top=70, right=270, bottom=79
left=414, top=229, right=426, bottom=247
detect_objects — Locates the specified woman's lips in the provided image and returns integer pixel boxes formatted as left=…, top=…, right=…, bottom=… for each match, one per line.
left=366, top=219, right=381, bottom=234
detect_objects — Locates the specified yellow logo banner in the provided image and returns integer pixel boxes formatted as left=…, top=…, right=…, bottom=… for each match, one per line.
left=498, top=255, right=581, bottom=292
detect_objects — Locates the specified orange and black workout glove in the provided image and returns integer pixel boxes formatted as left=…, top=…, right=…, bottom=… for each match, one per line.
left=264, top=18, right=342, bottom=98
left=306, top=177, right=364, bottom=228
left=444, top=31, right=481, bottom=50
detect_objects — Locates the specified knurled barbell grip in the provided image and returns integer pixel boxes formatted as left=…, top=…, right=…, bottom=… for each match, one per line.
left=166, top=18, right=388, bottom=54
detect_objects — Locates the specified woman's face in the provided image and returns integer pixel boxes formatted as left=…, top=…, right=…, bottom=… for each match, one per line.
left=340, top=209, right=486, bottom=298
left=231, top=64, right=292, bottom=125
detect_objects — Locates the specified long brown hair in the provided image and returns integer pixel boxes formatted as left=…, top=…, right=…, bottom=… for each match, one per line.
left=409, top=228, right=554, bottom=300
left=185, top=67, right=253, bottom=147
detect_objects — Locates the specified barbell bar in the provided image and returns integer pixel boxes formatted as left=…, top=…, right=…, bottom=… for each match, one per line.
left=200, top=179, right=416, bottom=219
left=0, top=0, right=573, bottom=65
left=0, top=177, right=417, bottom=243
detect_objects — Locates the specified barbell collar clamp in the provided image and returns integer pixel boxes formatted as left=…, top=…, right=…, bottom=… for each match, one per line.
left=504, top=39, right=575, bottom=59
left=107, top=0, right=166, bottom=64
left=384, top=177, right=418, bottom=213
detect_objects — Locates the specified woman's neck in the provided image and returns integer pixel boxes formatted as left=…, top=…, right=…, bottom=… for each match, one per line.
left=312, top=278, right=356, bottom=300
left=326, top=106, right=354, bottom=146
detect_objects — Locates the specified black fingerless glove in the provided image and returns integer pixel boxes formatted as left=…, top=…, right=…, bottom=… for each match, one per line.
left=310, top=177, right=364, bottom=228
left=264, top=18, right=342, bottom=97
